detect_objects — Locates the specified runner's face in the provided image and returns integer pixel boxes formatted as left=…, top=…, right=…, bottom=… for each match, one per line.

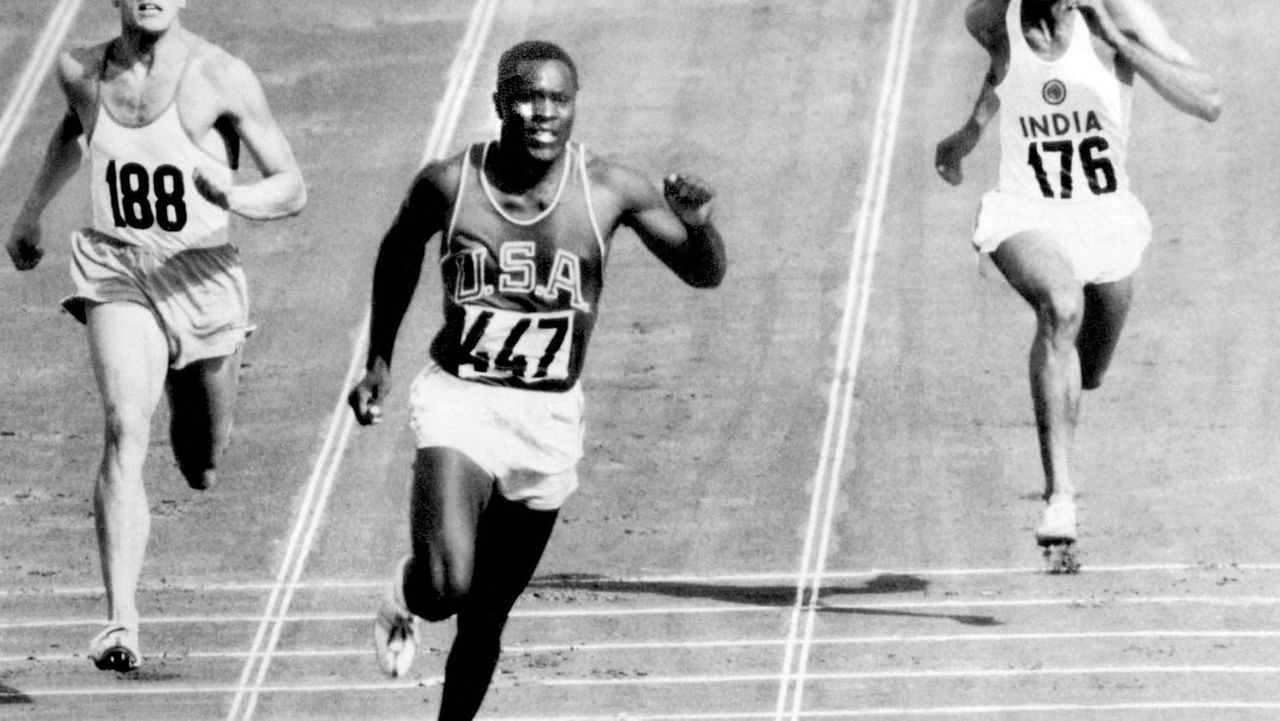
left=496, top=60, right=577, bottom=164
left=114, top=0, right=185, bottom=36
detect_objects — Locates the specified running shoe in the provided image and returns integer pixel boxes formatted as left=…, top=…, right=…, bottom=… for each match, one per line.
left=88, top=623, right=140, bottom=672
left=374, top=556, right=419, bottom=678
left=1034, top=497, right=1077, bottom=546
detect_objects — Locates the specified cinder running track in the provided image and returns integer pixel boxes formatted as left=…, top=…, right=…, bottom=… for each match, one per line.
left=2, top=1, right=1278, bottom=719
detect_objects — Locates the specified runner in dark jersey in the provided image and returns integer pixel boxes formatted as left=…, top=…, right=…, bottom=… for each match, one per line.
left=348, top=40, right=726, bottom=720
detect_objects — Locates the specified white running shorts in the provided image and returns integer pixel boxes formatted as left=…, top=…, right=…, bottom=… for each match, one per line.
left=408, top=360, right=585, bottom=511
left=973, top=190, right=1153, bottom=284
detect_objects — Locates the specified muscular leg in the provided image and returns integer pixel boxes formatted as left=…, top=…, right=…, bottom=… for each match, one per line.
left=990, top=233, right=1084, bottom=503
left=166, top=348, right=242, bottom=490
left=86, top=302, right=169, bottom=629
left=438, top=491, right=558, bottom=720
left=1077, top=278, right=1134, bottom=390
left=399, top=446, right=559, bottom=720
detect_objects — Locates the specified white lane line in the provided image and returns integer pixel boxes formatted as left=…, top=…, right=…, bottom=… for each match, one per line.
left=0, top=0, right=83, bottom=171
left=7, top=561, right=1280, bottom=598
left=225, top=0, right=501, bottom=718
left=9, top=593, right=1280, bottom=631
left=776, top=0, right=920, bottom=718
left=8, top=665, right=1280, bottom=698
left=11, top=628, right=1280, bottom=664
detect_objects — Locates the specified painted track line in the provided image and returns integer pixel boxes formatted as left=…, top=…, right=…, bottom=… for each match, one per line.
left=775, top=0, right=920, bottom=718
left=10, top=593, right=1280, bottom=632
left=0, top=0, right=83, bottom=171
left=224, top=0, right=500, bottom=718
left=11, top=628, right=1280, bottom=665
left=6, top=560, right=1280, bottom=598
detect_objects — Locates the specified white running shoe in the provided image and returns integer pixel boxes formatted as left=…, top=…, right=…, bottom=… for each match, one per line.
left=88, top=623, right=140, bottom=672
left=373, top=556, right=419, bottom=678
left=1035, top=498, right=1078, bottom=546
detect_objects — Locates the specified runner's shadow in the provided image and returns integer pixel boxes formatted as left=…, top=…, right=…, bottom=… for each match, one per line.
left=0, top=683, right=33, bottom=705
left=532, top=572, right=1001, bottom=627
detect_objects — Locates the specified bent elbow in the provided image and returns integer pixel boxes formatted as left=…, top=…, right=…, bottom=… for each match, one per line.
left=1200, top=94, right=1224, bottom=122
left=284, top=182, right=309, bottom=217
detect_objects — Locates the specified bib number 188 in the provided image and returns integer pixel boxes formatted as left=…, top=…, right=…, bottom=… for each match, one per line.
left=105, top=159, right=188, bottom=232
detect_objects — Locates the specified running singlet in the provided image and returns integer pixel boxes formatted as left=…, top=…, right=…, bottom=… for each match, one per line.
left=430, top=142, right=608, bottom=393
left=89, top=66, right=232, bottom=253
left=996, top=0, right=1133, bottom=201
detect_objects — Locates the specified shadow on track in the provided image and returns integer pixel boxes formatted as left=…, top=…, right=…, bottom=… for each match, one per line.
left=0, top=683, right=34, bottom=705
left=532, top=572, right=1001, bottom=627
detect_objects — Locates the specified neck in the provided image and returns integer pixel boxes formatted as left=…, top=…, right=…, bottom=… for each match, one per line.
left=115, top=22, right=184, bottom=68
left=489, top=138, right=567, bottom=194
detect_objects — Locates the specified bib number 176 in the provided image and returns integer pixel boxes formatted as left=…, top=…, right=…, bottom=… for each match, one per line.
left=1026, top=136, right=1117, bottom=199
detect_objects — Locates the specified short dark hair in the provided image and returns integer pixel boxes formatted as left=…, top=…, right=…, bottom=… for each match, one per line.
left=497, top=40, right=579, bottom=92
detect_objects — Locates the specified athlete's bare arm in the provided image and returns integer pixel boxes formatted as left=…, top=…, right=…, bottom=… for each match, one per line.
left=600, top=161, right=726, bottom=289
left=4, top=48, right=100, bottom=270
left=935, top=0, right=1010, bottom=186
left=191, top=47, right=308, bottom=219
left=1070, top=0, right=1221, bottom=120
left=348, top=159, right=456, bottom=425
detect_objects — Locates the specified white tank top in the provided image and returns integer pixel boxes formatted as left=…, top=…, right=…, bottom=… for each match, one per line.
left=89, top=74, right=232, bottom=252
left=996, top=0, right=1132, bottom=201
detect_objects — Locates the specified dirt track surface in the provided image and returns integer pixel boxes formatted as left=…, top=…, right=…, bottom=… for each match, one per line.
left=3, top=1, right=1280, bottom=719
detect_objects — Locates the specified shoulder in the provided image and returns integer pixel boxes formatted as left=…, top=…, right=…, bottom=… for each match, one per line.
left=56, top=42, right=107, bottom=98
left=407, top=149, right=469, bottom=205
left=583, top=149, right=662, bottom=211
left=185, top=37, right=266, bottom=107
left=965, top=0, right=1011, bottom=49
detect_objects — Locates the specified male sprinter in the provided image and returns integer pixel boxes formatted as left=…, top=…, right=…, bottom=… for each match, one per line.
left=935, top=0, right=1220, bottom=563
left=6, top=0, right=306, bottom=670
left=348, top=40, right=726, bottom=719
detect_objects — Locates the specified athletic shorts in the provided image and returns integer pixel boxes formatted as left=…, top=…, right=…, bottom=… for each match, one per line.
left=62, top=229, right=254, bottom=370
left=972, top=190, right=1153, bottom=284
left=408, top=360, right=585, bottom=511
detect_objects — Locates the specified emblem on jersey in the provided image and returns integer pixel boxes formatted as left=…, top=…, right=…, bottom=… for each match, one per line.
left=1042, top=79, right=1067, bottom=106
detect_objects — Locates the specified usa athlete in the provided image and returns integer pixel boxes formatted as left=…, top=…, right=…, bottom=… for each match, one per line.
left=347, top=41, right=726, bottom=720
left=5, top=0, right=306, bottom=671
left=935, top=0, right=1220, bottom=557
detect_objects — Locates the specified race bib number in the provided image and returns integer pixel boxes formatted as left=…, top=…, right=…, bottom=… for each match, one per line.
left=456, top=306, right=574, bottom=383
left=1025, top=135, right=1117, bottom=199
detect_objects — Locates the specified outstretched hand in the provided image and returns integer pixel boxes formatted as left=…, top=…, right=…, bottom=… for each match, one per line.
left=6, top=219, right=44, bottom=271
left=663, top=174, right=715, bottom=226
left=194, top=166, right=232, bottom=211
left=935, top=126, right=980, bottom=186
left=1068, top=0, right=1126, bottom=49
left=347, top=363, right=389, bottom=426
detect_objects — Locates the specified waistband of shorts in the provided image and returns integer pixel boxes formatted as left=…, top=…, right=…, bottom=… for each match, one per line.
left=986, top=188, right=1141, bottom=207
left=77, top=227, right=236, bottom=255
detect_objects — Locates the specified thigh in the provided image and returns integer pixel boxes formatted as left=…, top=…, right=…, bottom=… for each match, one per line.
left=86, top=302, right=169, bottom=422
left=470, top=492, right=558, bottom=616
left=166, top=348, right=242, bottom=433
left=990, top=230, right=1082, bottom=310
left=410, top=447, right=495, bottom=593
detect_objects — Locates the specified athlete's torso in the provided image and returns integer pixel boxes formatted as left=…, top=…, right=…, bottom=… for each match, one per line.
left=996, top=0, right=1133, bottom=201
left=88, top=44, right=233, bottom=253
left=430, top=141, right=608, bottom=392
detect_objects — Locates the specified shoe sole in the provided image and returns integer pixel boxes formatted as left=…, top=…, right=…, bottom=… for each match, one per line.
left=92, top=644, right=138, bottom=672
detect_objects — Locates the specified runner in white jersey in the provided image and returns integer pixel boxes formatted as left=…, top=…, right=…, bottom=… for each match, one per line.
left=346, top=41, right=726, bottom=720
left=5, top=0, right=306, bottom=671
left=935, top=0, right=1220, bottom=563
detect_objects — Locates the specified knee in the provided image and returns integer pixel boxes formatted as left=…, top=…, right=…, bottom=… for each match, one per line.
left=1034, top=288, right=1084, bottom=343
left=102, top=403, right=152, bottom=457
left=404, top=555, right=471, bottom=622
